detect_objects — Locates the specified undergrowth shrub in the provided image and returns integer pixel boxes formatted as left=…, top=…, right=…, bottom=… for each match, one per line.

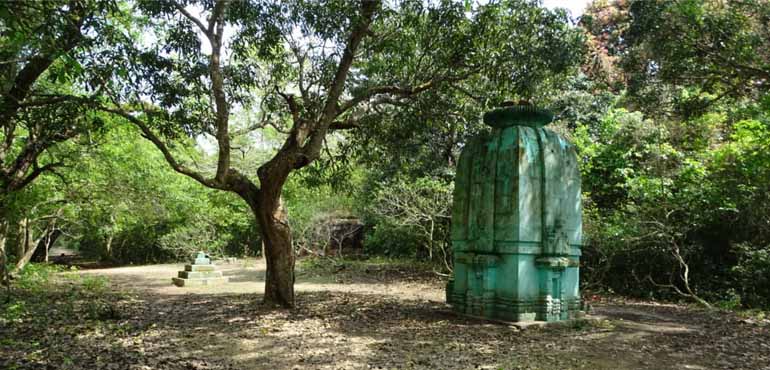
left=731, top=244, right=770, bottom=309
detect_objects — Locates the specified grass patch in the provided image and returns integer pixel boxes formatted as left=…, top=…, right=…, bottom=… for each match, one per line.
left=297, top=256, right=445, bottom=284
left=0, top=264, right=143, bottom=370
left=299, top=255, right=436, bottom=274
left=13, top=263, right=67, bottom=290
left=735, top=309, right=768, bottom=321
left=1, top=263, right=119, bottom=325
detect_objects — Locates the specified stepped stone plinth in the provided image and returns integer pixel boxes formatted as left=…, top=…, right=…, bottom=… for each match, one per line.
left=172, top=252, right=228, bottom=287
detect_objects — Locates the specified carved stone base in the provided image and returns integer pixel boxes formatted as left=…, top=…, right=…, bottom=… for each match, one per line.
left=447, top=285, right=581, bottom=322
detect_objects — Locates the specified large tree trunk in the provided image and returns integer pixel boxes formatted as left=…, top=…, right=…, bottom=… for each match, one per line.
left=230, top=173, right=295, bottom=308
left=13, top=238, right=38, bottom=274
left=253, top=190, right=295, bottom=308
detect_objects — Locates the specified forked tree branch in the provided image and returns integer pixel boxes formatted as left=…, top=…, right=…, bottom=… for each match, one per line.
left=337, top=79, right=438, bottom=115
left=174, top=0, right=231, bottom=183
left=300, top=0, right=380, bottom=161
left=14, top=161, right=65, bottom=191
left=99, top=106, right=220, bottom=190
left=173, top=3, right=210, bottom=38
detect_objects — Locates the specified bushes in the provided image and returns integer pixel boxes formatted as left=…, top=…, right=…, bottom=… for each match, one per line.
left=78, top=208, right=256, bottom=264
left=1, top=263, right=117, bottom=325
left=360, top=176, right=453, bottom=269
left=576, top=107, right=770, bottom=309
left=284, top=175, right=359, bottom=256
left=363, top=219, right=425, bottom=257
left=732, top=244, right=770, bottom=309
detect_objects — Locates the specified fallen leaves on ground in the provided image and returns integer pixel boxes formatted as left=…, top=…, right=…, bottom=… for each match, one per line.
left=1, top=261, right=769, bottom=370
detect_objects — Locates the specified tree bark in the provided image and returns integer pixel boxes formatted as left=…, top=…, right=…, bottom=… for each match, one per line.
left=13, top=225, right=61, bottom=273
left=226, top=171, right=295, bottom=308
left=428, top=219, right=434, bottom=260
left=253, top=189, right=295, bottom=308
left=103, top=212, right=115, bottom=260
left=105, top=234, right=113, bottom=259
left=13, top=236, right=39, bottom=274
left=0, top=219, right=11, bottom=299
left=14, top=218, right=35, bottom=260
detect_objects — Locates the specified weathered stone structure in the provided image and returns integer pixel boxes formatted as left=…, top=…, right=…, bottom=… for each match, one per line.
left=172, top=252, right=229, bottom=287
left=446, top=104, right=582, bottom=322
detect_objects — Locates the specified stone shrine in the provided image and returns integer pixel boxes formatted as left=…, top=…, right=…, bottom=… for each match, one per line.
left=172, top=252, right=229, bottom=287
left=446, top=103, right=582, bottom=322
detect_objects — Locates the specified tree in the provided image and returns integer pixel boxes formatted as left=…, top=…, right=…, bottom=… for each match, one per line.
left=579, top=0, right=631, bottom=91
left=343, top=3, right=585, bottom=185
left=103, top=0, right=584, bottom=307
left=0, top=0, right=119, bottom=283
left=621, top=0, right=770, bottom=115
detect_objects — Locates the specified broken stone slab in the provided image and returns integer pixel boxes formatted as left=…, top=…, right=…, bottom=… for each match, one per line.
left=184, top=264, right=216, bottom=272
left=172, top=276, right=229, bottom=287
left=177, top=270, right=224, bottom=279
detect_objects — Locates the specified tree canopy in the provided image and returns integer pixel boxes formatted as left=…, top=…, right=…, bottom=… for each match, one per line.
left=0, top=0, right=769, bottom=312
left=86, top=0, right=587, bottom=307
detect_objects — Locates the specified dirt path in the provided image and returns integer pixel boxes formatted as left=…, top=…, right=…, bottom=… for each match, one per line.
left=5, top=260, right=770, bottom=370
left=77, top=259, right=443, bottom=302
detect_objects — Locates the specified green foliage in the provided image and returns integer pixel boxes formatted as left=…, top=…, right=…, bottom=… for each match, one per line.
left=79, top=274, right=109, bottom=293
left=284, top=173, right=358, bottom=255
left=364, top=218, right=425, bottom=258
left=0, top=117, right=260, bottom=264
left=338, top=0, right=585, bottom=181
left=714, top=289, right=743, bottom=311
left=573, top=97, right=770, bottom=308
left=562, top=0, right=769, bottom=309
left=732, top=244, right=770, bottom=309
left=2, top=263, right=64, bottom=322
left=622, top=0, right=769, bottom=115
left=360, top=176, right=452, bottom=267
left=2, top=300, right=26, bottom=322
left=576, top=108, right=711, bottom=297
left=1, top=263, right=122, bottom=329
left=13, top=263, right=66, bottom=291
left=68, top=124, right=257, bottom=263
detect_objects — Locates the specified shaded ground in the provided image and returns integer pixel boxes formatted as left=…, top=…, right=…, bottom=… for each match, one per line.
left=2, top=259, right=769, bottom=370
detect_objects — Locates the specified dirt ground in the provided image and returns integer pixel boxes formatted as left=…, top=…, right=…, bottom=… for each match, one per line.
left=3, top=258, right=770, bottom=370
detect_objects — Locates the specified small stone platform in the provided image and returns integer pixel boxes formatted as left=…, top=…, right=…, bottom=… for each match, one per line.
left=172, top=252, right=229, bottom=287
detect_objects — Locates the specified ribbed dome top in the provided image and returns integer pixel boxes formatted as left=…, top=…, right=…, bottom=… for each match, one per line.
left=483, top=104, right=553, bottom=128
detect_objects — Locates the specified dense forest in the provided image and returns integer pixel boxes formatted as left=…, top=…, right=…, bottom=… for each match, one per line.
left=1, top=0, right=769, bottom=313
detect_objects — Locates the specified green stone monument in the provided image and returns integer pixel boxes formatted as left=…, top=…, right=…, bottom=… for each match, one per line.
left=172, top=251, right=229, bottom=287
left=446, top=103, right=582, bottom=322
